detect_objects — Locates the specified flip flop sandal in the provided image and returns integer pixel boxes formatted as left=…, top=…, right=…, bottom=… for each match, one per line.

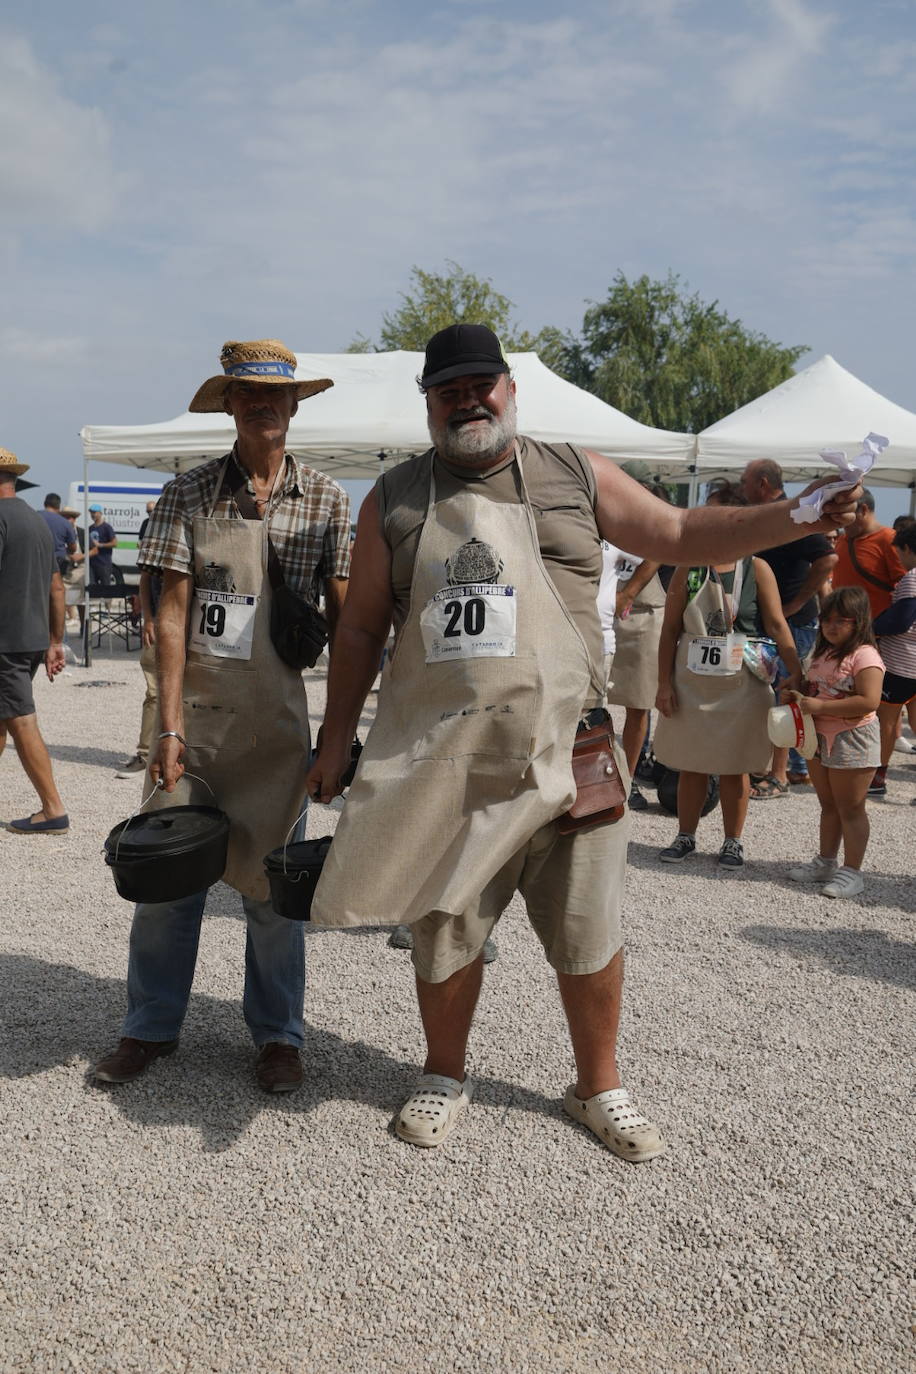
left=395, top=1073, right=473, bottom=1148
left=563, top=1085, right=665, bottom=1162
left=749, top=776, right=789, bottom=800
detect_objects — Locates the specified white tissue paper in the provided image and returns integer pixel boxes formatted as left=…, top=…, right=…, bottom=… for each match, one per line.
left=790, top=432, right=889, bottom=524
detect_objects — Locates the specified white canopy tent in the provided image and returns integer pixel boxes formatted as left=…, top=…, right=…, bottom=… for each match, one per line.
left=695, top=355, right=916, bottom=510
left=80, top=349, right=694, bottom=481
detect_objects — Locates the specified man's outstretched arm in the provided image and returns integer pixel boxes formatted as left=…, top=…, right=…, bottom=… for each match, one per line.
left=587, top=454, right=862, bottom=567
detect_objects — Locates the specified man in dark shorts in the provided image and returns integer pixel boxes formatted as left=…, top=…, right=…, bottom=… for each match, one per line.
left=88, top=504, right=118, bottom=584
left=742, top=458, right=837, bottom=794
left=0, top=450, right=69, bottom=834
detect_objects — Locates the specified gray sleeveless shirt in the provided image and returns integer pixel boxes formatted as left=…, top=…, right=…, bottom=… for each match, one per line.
left=376, top=437, right=605, bottom=674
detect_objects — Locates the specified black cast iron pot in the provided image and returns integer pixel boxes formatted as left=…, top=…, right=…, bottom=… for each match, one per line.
left=104, top=805, right=230, bottom=903
left=263, top=836, right=333, bottom=921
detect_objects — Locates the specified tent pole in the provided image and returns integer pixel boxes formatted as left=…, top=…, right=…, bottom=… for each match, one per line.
left=82, top=451, right=92, bottom=668
left=687, top=464, right=699, bottom=509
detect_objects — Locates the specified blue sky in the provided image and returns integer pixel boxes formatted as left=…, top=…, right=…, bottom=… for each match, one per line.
left=3, top=0, right=915, bottom=515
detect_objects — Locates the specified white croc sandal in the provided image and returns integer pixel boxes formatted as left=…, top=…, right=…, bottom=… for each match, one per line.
left=395, top=1073, right=473, bottom=1148
left=564, top=1085, right=665, bottom=1163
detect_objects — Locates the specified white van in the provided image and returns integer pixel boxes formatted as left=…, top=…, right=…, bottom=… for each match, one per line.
left=67, top=479, right=165, bottom=570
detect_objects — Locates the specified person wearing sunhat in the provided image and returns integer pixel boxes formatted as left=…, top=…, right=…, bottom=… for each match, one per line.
left=93, top=340, right=350, bottom=1093
left=0, top=449, right=69, bottom=834
left=305, top=322, right=863, bottom=1162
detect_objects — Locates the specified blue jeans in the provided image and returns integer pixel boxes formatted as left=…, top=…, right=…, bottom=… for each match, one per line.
left=776, top=622, right=818, bottom=775
left=123, top=889, right=306, bottom=1047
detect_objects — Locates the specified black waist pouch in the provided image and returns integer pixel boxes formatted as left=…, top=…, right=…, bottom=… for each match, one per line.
left=270, top=583, right=328, bottom=670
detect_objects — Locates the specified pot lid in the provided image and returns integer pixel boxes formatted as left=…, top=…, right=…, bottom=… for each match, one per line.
left=263, top=837, right=332, bottom=874
left=106, top=805, right=228, bottom=860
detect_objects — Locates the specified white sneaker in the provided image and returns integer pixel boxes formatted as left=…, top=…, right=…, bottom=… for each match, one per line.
left=788, top=855, right=838, bottom=883
left=115, top=754, right=147, bottom=778
left=821, top=867, right=865, bottom=899
left=893, top=736, right=916, bottom=754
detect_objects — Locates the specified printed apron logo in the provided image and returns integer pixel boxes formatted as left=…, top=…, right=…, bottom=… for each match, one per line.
left=198, top=561, right=236, bottom=593
left=421, top=538, right=516, bottom=662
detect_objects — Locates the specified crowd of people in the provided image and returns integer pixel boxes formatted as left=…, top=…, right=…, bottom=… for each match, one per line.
left=1, top=326, right=911, bottom=1165
left=598, top=468, right=915, bottom=897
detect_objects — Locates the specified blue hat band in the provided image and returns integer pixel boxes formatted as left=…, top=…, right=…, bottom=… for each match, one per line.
left=226, top=360, right=296, bottom=380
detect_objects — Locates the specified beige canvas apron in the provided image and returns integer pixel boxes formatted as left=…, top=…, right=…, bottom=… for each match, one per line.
left=652, top=562, right=773, bottom=776
left=313, top=453, right=603, bottom=928
left=145, top=461, right=311, bottom=901
left=607, top=570, right=666, bottom=709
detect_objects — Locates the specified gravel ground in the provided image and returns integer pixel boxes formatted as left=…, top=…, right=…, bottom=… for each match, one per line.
left=1, top=641, right=914, bottom=1373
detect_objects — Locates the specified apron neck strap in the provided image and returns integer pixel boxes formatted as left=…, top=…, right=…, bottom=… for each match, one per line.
left=218, top=450, right=289, bottom=593
left=710, top=560, right=744, bottom=631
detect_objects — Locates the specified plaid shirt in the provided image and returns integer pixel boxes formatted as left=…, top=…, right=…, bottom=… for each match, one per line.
left=139, top=451, right=350, bottom=602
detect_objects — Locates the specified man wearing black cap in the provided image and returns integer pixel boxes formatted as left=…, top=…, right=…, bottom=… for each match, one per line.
left=307, top=324, right=862, bottom=1162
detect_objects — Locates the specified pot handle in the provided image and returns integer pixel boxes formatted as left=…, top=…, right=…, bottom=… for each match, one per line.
left=111, top=771, right=217, bottom=865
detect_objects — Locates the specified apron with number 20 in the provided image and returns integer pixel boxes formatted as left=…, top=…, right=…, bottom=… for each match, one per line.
left=313, top=451, right=603, bottom=928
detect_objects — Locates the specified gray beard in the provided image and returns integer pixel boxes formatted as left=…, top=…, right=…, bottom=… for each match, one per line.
left=428, top=394, right=517, bottom=468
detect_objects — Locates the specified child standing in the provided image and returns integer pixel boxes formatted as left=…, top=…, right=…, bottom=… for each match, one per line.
left=787, top=587, right=884, bottom=898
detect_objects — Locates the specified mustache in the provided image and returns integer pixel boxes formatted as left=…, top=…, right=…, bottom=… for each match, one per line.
left=448, top=407, right=494, bottom=427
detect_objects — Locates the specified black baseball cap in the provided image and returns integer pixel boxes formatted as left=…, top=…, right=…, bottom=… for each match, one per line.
left=421, top=323, right=510, bottom=389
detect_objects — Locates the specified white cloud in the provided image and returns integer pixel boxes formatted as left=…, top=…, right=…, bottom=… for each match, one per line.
left=721, top=0, right=834, bottom=113
left=0, top=327, right=88, bottom=363
left=0, top=34, right=115, bottom=231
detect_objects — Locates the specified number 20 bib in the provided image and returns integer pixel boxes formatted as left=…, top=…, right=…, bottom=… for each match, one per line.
left=420, top=583, right=517, bottom=662
left=190, top=588, right=259, bottom=660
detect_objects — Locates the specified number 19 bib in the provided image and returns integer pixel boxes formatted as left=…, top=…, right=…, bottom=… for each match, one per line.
left=190, top=588, right=258, bottom=660
left=420, top=584, right=517, bottom=663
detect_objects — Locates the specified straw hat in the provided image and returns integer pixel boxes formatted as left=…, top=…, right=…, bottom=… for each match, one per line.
left=0, top=447, right=30, bottom=480
left=767, top=703, right=818, bottom=760
left=188, top=339, right=333, bottom=413
left=62, top=505, right=81, bottom=518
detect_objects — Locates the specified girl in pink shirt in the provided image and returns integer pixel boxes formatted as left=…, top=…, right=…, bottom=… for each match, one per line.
left=786, top=587, right=883, bottom=899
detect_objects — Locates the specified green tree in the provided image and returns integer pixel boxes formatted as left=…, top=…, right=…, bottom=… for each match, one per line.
left=348, top=261, right=563, bottom=365
left=560, top=272, right=807, bottom=433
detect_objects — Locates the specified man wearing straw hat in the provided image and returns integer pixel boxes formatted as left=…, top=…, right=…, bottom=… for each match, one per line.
left=307, top=322, right=864, bottom=1161
left=94, top=340, right=350, bottom=1093
left=0, top=449, right=69, bottom=835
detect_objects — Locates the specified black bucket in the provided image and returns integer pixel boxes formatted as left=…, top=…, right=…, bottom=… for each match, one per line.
left=656, top=768, right=720, bottom=818
left=104, top=805, right=230, bottom=903
left=263, top=836, right=333, bottom=920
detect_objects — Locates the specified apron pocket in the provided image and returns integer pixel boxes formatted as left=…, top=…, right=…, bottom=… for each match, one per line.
left=411, top=656, right=540, bottom=762
left=186, top=700, right=242, bottom=753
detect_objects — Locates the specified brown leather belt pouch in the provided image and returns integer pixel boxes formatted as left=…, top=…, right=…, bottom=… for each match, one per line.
left=557, top=716, right=627, bottom=835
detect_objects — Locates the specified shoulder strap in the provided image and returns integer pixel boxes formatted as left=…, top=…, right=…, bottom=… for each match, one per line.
left=845, top=537, right=894, bottom=592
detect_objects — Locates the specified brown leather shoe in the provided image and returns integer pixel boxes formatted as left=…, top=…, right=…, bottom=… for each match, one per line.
left=93, top=1037, right=179, bottom=1083
left=255, top=1043, right=303, bottom=1093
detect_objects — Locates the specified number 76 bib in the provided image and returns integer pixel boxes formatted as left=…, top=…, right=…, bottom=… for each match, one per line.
left=420, top=584, right=517, bottom=662
left=190, top=588, right=259, bottom=660
left=687, top=632, right=746, bottom=676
